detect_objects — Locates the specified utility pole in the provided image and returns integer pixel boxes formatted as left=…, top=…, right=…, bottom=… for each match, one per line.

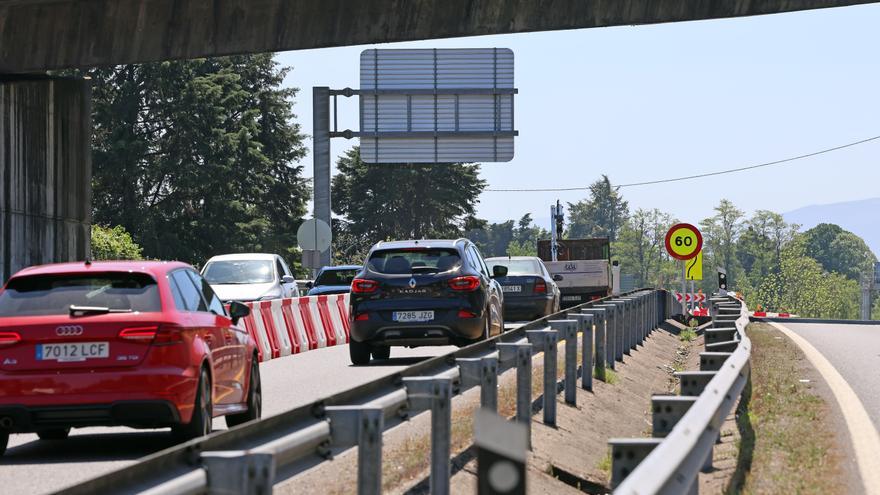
left=550, top=202, right=561, bottom=262
left=861, top=266, right=875, bottom=321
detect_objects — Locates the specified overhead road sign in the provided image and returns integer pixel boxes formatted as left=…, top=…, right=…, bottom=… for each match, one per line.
left=357, top=48, right=517, bottom=163
left=665, top=223, right=703, bottom=261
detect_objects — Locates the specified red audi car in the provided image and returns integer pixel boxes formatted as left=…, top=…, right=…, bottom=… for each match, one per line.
left=0, top=261, right=261, bottom=456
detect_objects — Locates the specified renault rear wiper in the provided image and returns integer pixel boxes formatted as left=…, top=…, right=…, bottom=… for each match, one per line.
left=69, top=305, right=134, bottom=316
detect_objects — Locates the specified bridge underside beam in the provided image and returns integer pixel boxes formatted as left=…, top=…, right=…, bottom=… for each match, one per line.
left=0, top=0, right=877, bottom=73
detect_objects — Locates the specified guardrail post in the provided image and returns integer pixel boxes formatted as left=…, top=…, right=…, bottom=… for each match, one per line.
left=403, top=376, right=454, bottom=495
left=325, top=406, right=384, bottom=495
left=526, top=329, right=558, bottom=426
left=651, top=395, right=698, bottom=438
left=571, top=313, right=594, bottom=391
left=595, top=304, right=618, bottom=367
left=457, top=356, right=499, bottom=412
left=550, top=320, right=578, bottom=405
left=202, top=451, right=274, bottom=495
left=608, top=438, right=662, bottom=489
left=700, top=352, right=733, bottom=371
left=581, top=308, right=606, bottom=378
left=497, top=341, right=533, bottom=448
left=675, top=371, right=717, bottom=396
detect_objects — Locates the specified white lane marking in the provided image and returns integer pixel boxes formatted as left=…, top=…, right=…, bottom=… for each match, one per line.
left=769, top=322, right=880, bottom=495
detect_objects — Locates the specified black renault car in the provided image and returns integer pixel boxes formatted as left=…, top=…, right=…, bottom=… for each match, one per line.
left=348, top=239, right=507, bottom=365
left=485, top=256, right=561, bottom=321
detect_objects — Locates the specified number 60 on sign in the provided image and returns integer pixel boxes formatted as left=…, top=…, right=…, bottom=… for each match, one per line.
left=665, top=223, right=703, bottom=260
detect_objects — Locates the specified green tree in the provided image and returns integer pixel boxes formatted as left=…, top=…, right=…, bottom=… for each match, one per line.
left=90, top=225, right=144, bottom=260
left=613, top=208, right=677, bottom=288
left=332, top=147, right=486, bottom=250
left=802, top=224, right=876, bottom=281
left=88, top=55, right=309, bottom=266
left=750, top=237, right=860, bottom=319
left=567, top=175, right=629, bottom=241
left=700, top=199, right=744, bottom=286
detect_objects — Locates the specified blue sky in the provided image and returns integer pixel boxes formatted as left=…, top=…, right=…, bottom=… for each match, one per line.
left=277, top=3, right=880, bottom=228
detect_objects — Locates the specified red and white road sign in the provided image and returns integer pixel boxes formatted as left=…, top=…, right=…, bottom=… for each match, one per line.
left=675, top=292, right=706, bottom=303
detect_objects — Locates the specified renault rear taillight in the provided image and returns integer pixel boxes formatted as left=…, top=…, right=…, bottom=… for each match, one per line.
left=448, top=276, right=480, bottom=291
left=352, top=278, right=379, bottom=294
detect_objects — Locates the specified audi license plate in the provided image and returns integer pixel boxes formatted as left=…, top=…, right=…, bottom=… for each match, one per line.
left=502, top=285, right=522, bottom=293
left=37, top=342, right=109, bottom=362
left=392, top=311, right=434, bottom=323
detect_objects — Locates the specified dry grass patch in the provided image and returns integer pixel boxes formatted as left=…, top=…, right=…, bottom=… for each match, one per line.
left=729, top=323, right=842, bottom=494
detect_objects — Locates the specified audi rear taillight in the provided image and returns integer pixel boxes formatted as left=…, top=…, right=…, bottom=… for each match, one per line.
left=119, top=325, right=183, bottom=345
left=0, top=331, right=21, bottom=347
left=448, top=276, right=480, bottom=291
left=118, top=326, right=159, bottom=342
left=352, top=278, right=379, bottom=294
left=534, top=280, right=547, bottom=294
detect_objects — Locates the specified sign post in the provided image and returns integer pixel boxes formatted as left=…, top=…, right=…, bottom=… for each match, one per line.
left=665, top=223, right=703, bottom=316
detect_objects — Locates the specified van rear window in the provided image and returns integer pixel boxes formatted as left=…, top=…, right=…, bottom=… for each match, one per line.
left=0, top=273, right=162, bottom=317
left=368, top=249, right=461, bottom=274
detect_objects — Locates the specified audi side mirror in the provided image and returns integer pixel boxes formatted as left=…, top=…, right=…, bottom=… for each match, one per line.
left=305, top=281, right=314, bottom=289
left=492, top=265, right=508, bottom=278
left=229, top=301, right=250, bottom=325
left=553, top=274, right=564, bottom=282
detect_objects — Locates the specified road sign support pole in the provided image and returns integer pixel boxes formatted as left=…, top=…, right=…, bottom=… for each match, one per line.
left=313, top=87, right=332, bottom=268
left=681, top=261, right=687, bottom=316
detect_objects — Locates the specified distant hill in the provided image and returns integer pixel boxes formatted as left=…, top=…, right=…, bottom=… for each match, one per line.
left=784, top=198, right=880, bottom=257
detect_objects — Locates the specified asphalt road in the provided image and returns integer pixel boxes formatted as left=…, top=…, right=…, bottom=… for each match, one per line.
left=0, top=323, right=524, bottom=494
left=781, top=322, right=880, bottom=432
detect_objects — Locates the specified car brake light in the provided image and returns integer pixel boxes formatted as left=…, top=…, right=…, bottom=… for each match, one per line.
left=534, top=280, right=547, bottom=294
left=457, top=310, right=477, bottom=318
left=119, top=325, right=183, bottom=345
left=118, top=326, right=159, bottom=341
left=352, top=278, right=379, bottom=294
left=355, top=313, right=369, bottom=321
left=0, top=331, right=21, bottom=347
left=448, top=276, right=480, bottom=291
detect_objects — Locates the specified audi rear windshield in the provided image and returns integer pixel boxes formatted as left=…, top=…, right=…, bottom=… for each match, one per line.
left=368, top=249, right=461, bottom=274
left=0, top=273, right=162, bottom=317
left=314, top=269, right=359, bottom=286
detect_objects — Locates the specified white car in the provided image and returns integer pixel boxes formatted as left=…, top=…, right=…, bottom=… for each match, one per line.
left=201, top=253, right=298, bottom=303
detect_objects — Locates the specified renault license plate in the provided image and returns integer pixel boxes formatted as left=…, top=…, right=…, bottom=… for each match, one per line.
left=393, top=311, right=434, bottom=323
left=37, top=342, right=109, bottom=362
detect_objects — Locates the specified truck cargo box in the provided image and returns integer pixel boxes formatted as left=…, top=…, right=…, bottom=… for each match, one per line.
left=543, top=259, right=610, bottom=290
left=538, top=238, right=610, bottom=262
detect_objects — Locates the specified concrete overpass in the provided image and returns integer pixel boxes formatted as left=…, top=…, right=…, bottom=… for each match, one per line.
left=1, top=0, right=878, bottom=74
left=0, top=0, right=877, bottom=281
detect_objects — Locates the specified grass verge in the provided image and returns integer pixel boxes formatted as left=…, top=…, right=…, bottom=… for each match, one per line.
left=727, top=323, right=842, bottom=494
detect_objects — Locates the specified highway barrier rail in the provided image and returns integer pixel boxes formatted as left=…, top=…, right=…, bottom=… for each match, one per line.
left=59, top=289, right=673, bottom=495
left=610, top=293, right=751, bottom=494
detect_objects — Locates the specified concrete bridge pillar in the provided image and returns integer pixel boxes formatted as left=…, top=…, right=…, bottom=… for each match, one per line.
left=0, top=76, right=91, bottom=282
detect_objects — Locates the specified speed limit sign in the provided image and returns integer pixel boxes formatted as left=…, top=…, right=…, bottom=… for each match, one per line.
left=665, top=223, right=703, bottom=260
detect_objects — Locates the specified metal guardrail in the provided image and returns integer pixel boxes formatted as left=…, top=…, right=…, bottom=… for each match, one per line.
left=610, top=293, right=751, bottom=494
left=57, top=289, right=670, bottom=495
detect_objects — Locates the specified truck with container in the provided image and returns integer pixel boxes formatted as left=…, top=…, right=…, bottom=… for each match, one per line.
left=537, top=238, right=613, bottom=307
